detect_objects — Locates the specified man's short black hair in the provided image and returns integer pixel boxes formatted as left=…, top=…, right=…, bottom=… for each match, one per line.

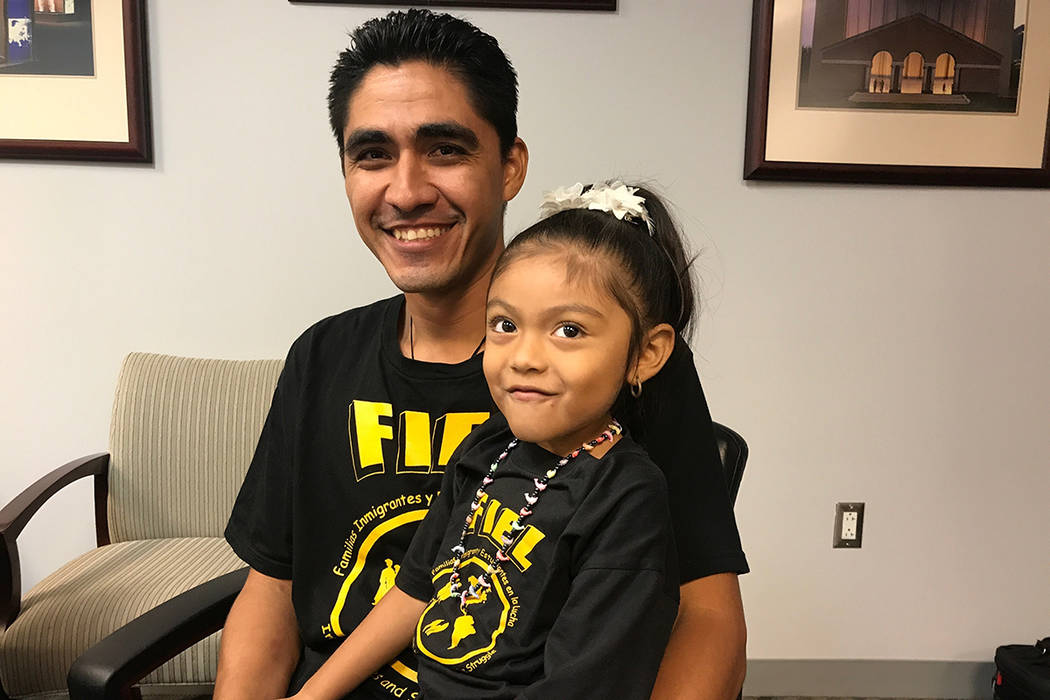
left=328, top=9, right=519, bottom=159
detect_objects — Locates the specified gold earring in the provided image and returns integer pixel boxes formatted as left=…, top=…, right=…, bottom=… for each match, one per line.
left=630, top=378, right=643, bottom=398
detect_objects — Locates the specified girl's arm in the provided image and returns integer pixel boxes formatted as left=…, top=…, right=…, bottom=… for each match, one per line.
left=285, top=585, right=426, bottom=700
left=286, top=424, right=488, bottom=700
left=288, top=435, right=474, bottom=700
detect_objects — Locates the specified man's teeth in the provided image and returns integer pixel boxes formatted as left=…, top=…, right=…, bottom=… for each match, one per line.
left=393, top=227, right=448, bottom=241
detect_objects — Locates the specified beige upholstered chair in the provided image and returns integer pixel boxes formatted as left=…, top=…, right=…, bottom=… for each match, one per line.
left=0, top=353, right=283, bottom=700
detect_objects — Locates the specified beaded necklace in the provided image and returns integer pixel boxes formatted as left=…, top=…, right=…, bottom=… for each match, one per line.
left=447, top=420, right=623, bottom=613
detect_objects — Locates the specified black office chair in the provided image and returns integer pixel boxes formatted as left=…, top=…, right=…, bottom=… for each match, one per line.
left=70, top=421, right=751, bottom=699
left=712, top=421, right=748, bottom=506
left=712, top=421, right=748, bottom=700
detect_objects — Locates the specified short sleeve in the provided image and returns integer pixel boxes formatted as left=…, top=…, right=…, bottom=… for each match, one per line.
left=224, top=341, right=302, bottom=580
left=395, top=413, right=503, bottom=602
left=631, top=338, right=749, bottom=581
left=396, top=463, right=457, bottom=602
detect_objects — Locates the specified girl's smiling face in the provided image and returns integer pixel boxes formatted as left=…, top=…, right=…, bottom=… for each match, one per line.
left=483, top=251, right=634, bottom=456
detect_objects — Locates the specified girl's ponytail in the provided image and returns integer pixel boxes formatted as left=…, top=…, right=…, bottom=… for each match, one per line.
left=629, top=185, right=696, bottom=341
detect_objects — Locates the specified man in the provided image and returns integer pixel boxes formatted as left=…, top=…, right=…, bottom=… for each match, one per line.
left=218, top=10, right=746, bottom=699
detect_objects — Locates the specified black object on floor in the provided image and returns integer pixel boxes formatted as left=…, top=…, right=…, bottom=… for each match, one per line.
left=994, top=637, right=1050, bottom=700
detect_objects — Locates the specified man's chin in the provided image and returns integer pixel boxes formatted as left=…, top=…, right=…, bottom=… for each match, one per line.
left=386, top=262, right=493, bottom=298
left=388, top=274, right=453, bottom=295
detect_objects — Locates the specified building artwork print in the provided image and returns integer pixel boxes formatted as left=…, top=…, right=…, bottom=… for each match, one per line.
left=744, top=0, right=1050, bottom=186
left=798, top=0, right=1025, bottom=113
left=1, top=0, right=94, bottom=76
left=287, top=0, right=615, bottom=9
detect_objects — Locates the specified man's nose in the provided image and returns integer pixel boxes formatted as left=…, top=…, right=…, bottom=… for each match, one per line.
left=386, top=154, right=438, bottom=214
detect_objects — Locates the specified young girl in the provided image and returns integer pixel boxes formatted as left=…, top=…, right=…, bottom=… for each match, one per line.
left=288, top=181, right=698, bottom=700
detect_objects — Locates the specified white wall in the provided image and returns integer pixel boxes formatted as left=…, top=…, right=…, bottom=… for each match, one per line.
left=2, top=0, right=1047, bottom=663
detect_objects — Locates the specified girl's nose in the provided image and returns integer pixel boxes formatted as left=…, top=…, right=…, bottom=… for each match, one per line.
left=508, top=333, right=547, bottom=373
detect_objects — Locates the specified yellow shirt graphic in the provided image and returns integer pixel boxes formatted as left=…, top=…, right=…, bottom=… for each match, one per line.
left=373, top=558, right=400, bottom=605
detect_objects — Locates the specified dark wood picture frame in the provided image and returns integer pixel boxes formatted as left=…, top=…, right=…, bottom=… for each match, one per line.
left=744, top=0, right=1050, bottom=187
left=289, top=0, right=616, bottom=10
left=0, top=0, right=152, bottom=163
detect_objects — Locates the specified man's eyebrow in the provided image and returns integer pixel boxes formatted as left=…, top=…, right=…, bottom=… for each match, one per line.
left=416, top=122, right=479, bottom=149
left=343, top=128, right=391, bottom=154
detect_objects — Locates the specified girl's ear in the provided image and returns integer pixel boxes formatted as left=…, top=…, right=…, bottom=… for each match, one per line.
left=629, top=323, right=676, bottom=386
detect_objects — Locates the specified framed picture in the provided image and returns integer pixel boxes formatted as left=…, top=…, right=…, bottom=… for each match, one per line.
left=288, top=1, right=615, bottom=10
left=744, top=0, right=1050, bottom=187
left=0, top=0, right=152, bottom=163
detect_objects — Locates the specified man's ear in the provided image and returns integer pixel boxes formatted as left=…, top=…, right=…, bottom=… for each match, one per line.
left=502, top=137, right=529, bottom=202
left=629, top=323, right=676, bottom=386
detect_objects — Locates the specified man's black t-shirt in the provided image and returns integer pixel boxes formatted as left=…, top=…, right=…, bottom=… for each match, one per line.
left=397, top=414, right=678, bottom=699
left=225, top=295, right=748, bottom=698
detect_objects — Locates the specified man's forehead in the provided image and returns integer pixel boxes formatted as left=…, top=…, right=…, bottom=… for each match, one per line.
left=343, top=61, right=479, bottom=131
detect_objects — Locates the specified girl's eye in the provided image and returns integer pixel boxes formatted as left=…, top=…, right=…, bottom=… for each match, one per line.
left=491, top=318, right=516, bottom=334
left=554, top=324, right=582, bottom=339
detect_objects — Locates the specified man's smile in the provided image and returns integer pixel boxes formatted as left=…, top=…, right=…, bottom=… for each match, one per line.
left=385, top=223, right=456, bottom=241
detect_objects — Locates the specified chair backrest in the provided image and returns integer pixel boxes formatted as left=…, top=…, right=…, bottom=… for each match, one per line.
left=711, top=422, right=748, bottom=506
left=107, top=353, right=284, bottom=542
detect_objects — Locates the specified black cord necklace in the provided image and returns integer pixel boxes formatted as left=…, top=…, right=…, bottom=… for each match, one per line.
left=409, top=316, right=486, bottom=361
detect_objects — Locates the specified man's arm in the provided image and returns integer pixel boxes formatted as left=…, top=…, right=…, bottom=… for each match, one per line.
left=214, top=568, right=301, bottom=700
left=650, top=573, right=747, bottom=700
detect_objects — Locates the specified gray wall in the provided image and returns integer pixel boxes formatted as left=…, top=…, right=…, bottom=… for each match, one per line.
left=2, top=0, right=1047, bottom=670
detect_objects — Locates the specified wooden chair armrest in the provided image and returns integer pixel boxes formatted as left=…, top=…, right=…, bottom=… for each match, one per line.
left=67, top=567, right=249, bottom=700
left=0, top=453, right=109, bottom=628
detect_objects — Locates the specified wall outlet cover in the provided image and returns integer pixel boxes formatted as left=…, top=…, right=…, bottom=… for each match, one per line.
left=833, top=502, right=865, bottom=548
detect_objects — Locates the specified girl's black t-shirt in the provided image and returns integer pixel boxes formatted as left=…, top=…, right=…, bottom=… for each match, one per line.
left=225, top=295, right=747, bottom=699
left=398, top=413, right=678, bottom=699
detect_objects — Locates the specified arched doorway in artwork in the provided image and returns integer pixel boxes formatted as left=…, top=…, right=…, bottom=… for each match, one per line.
left=901, top=51, right=925, bottom=94
left=35, top=0, right=74, bottom=13
left=868, top=51, right=893, bottom=93
left=933, top=53, right=956, bottom=94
